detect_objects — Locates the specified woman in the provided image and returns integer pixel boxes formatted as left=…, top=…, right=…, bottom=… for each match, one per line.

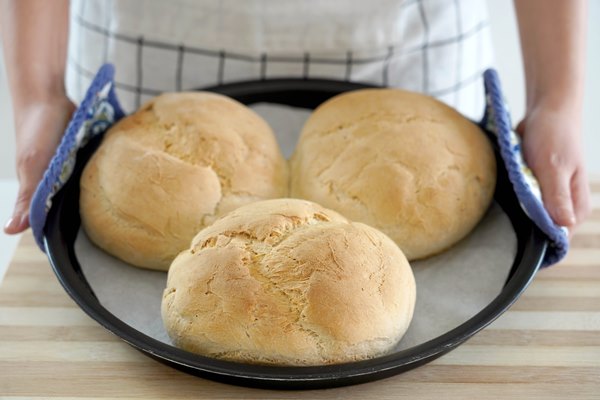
left=0, top=0, right=590, bottom=235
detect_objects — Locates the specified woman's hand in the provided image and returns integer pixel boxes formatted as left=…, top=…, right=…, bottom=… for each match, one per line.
left=1, top=0, right=72, bottom=233
left=514, top=0, right=589, bottom=235
left=4, top=97, right=75, bottom=234
left=517, top=104, right=591, bottom=232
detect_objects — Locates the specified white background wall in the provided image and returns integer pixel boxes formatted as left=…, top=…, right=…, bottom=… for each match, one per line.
left=0, top=0, right=599, bottom=278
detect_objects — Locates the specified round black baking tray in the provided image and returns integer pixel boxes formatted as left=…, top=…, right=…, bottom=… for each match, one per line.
left=43, top=78, right=547, bottom=390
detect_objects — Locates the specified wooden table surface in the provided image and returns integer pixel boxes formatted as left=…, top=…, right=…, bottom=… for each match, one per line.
left=1, top=183, right=599, bottom=399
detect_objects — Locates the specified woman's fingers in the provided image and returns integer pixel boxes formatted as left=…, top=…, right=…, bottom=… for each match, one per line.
left=4, top=98, right=75, bottom=235
left=4, top=184, right=34, bottom=234
left=535, top=162, right=576, bottom=227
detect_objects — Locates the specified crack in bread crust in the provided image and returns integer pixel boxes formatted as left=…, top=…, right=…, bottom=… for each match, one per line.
left=290, top=89, right=497, bottom=261
left=162, top=199, right=417, bottom=366
left=80, top=92, right=289, bottom=270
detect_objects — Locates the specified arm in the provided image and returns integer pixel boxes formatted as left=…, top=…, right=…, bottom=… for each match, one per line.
left=514, top=0, right=590, bottom=230
left=1, top=0, right=75, bottom=234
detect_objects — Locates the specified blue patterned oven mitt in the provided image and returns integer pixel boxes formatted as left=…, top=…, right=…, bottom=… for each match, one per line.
left=29, top=64, right=125, bottom=250
left=29, top=64, right=568, bottom=267
left=481, top=70, right=569, bottom=267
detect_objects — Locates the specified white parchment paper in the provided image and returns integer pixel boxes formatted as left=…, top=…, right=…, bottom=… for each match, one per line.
left=74, top=103, right=517, bottom=351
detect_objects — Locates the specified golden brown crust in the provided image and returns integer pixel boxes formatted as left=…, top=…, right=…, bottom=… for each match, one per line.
left=290, top=89, right=496, bottom=260
left=80, top=92, right=288, bottom=270
left=161, top=199, right=416, bottom=365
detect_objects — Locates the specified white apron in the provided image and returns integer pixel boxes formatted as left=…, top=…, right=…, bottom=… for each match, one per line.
left=66, top=0, right=494, bottom=120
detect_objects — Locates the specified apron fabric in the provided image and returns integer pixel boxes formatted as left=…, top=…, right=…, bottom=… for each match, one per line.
left=65, top=0, right=494, bottom=120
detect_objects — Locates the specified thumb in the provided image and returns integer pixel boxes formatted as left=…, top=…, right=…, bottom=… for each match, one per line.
left=537, top=168, right=576, bottom=227
left=4, top=184, right=35, bottom=234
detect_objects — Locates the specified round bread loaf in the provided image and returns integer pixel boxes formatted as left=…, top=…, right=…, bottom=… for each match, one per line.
left=290, top=89, right=496, bottom=260
left=80, top=92, right=288, bottom=271
left=162, top=198, right=416, bottom=366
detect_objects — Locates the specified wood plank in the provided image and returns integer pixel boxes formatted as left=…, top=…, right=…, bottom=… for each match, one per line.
left=435, top=345, right=600, bottom=367
left=468, top=329, right=600, bottom=346
left=385, top=365, right=600, bottom=385
left=0, top=325, right=116, bottom=342
left=489, top=311, right=600, bottom=331
left=18, top=231, right=37, bottom=246
left=0, top=307, right=96, bottom=327
left=0, top=291, right=78, bottom=307
left=554, top=248, right=600, bottom=267
left=0, top=362, right=597, bottom=389
left=8, top=250, right=53, bottom=264
left=509, top=296, right=600, bottom=311
left=1, top=260, right=55, bottom=276
left=572, top=221, right=600, bottom=235
left=570, top=233, right=600, bottom=248
left=0, top=275, right=75, bottom=296
left=0, top=377, right=598, bottom=399
left=523, top=280, right=600, bottom=297
left=0, top=341, right=149, bottom=363
left=536, top=264, right=600, bottom=280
